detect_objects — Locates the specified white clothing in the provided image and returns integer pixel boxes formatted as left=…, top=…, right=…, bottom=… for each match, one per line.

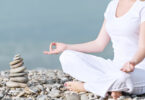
left=104, top=0, right=145, bottom=68
left=59, top=0, right=145, bottom=98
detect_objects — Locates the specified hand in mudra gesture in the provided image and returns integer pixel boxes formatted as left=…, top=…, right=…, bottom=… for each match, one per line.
left=43, top=42, right=67, bottom=55
left=120, top=61, right=136, bottom=73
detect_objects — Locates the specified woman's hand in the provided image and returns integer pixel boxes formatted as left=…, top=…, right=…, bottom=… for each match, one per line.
left=120, top=61, right=136, bottom=73
left=43, top=42, right=67, bottom=55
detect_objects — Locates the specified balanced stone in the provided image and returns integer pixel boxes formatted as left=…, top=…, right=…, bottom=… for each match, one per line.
left=6, top=54, right=28, bottom=88
left=6, top=81, right=27, bottom=88
left=14, top=54, right=21, bottom=58
left=10, top=77, right=28, bottom=83
left=13, top=56, right=21, bottom=60
left=10, top=62, right=24, bottom=69
left=9, top=58, right=23, bottom=66
left=9, top=72, right=27, bottom=77
left=10, top=66, right=26, bottom=73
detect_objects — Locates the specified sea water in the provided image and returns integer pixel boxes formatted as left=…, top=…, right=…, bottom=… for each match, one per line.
left=0, top=0, right=113, bottom=70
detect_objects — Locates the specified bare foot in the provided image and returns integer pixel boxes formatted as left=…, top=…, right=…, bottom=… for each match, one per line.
left=111, top=91, right=122, bottom=99
left=64, top=81, right=87, bottom=92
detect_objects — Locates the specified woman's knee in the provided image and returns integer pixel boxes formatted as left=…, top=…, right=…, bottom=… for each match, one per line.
left=59, top=50, right=76, bottom=63
left=116, top=71, right=131, bottom=82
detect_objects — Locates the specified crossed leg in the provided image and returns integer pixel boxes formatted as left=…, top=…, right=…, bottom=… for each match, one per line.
left=59, top=50, right=131, bottom=99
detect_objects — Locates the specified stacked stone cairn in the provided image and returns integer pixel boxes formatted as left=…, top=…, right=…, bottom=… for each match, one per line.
left=6, top=54, right=28, bottom=88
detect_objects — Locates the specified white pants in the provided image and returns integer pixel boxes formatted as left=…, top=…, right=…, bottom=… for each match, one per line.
left=59, top=50, right=145, bottom=97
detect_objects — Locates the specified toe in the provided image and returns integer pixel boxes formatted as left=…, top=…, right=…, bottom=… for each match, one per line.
left=64, top=82, right=72, bottom=87
left=112, top=93, right=121, bottom=99
left=64, top=82, right=74, bottom=91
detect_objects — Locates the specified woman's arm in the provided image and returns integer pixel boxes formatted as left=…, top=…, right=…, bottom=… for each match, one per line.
left=121, top=22, right=145, bottom=73
left=130, top=22, right=145, bottom=65
left=65, top=19, right=111, bottom=53
left=44, top=19, right=110, bottom=55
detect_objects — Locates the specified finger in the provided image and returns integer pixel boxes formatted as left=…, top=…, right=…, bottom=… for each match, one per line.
left=129, top=65, right=134, bottom=69
left=125, top=66, right=131, bottom=72
left=120, top=66, right=125, bottom=70
left=123, top=69, right=128, bottom=72
left=124, top=67, right=129, bottom=72
left=48, top=49, right=59, bottom=54
left=49, top=42, right=56, bottom=51
left=43, top=51, right=51, bottom=55
left=43, top=50, right=58, bottom=55
left=130, top=64, right=135, bottom=69
left=120, top=68, right=124, bottom=71
left=121, top=68, right=126, bottom=72
left=128, top=64, right=134, bottom=72
left=130, top=66, right=134, bottom=72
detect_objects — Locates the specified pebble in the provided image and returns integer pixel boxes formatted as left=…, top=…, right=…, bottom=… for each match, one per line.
left=65, top=92, right=80, bottom=100
left=60, top=77, right=68, bottom=84
left=0, top=91, right=4, bottom=99
left=10, top=66, right=26, bottom=73
left=80, top=94, right=88, bottom=100
left=47, top=78, right=56, bottom=84
left=6, top=81, right=27, bottom=88
left=10, top=62, right=24, bottom=69
left=13, top=56, right=21, bottom=60
left=88, top=93, right=99, bottom=99
left=37, top=95, right=48, bottom=100
left=48, top=89, right=61, bottom=98
left=0, top=69, right=145, bottom=99
left=118, top=96, right=126, bottom=100
left=10, top=77, right=28, bottom=83
left=9, top=58, right=23, bottom=66
left=9, top=72, right=27, bottom=77
left=28, top=86, right=40, bottom=93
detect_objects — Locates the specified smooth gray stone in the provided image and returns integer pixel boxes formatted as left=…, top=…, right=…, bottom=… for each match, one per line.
left=10, top=62, right=24, bottom=69
left=13, top=57, right=21, bottom=60
left=9, top=58, right=23, bottom=66
left=0, top=91, right=4, bottom=99
left=28, top=86, right=40, bottom=93
left=48, top=89, right=60, bottom=98
left=9, top=72, right=27, bottom=77
left=6, top=81, right=27, bottom=88
left=65, top=93, right=80, bottom=100
left=10, top=66, right=26, bottom=73
left=10, top=77, right=28, bottom=83
left=37, top=95, right=48, bottom=100
left=80, top=94, right=88, bottom=100
left=14, top=54, right=21, bottom=58
left=118, top=96, right=126, bottom=100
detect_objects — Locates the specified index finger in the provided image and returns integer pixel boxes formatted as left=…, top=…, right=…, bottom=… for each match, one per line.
left=49, top=42, right=56, bottom=51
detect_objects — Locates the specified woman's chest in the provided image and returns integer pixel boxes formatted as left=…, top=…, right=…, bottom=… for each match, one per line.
left=105, top=11, right=141, bottom=37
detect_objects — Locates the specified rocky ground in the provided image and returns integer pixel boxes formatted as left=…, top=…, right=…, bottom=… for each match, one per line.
left=0, top=69, right=145, bottom=100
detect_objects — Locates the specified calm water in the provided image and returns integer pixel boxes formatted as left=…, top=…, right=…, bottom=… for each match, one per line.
left=0, top=0, right=113, bottom=70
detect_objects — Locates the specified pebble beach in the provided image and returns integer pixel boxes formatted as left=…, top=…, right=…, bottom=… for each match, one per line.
left=0, top=69, right=145, bottom=100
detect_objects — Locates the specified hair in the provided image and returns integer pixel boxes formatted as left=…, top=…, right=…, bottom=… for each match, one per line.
left=140, top=0, right=145, bottom=1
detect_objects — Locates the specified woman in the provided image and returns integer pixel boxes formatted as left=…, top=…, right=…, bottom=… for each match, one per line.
left=44, top=0, right=145, bottom=99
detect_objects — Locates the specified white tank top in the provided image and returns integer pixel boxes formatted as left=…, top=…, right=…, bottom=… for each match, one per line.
left=104, top=0, right=145, bottom=68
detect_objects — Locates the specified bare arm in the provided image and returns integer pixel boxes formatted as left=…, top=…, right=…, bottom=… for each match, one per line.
left=44, top=19, right=111, bottom=55
left=65, top=19, right=110, bottom=53
left=121, top=22, right=145, bottom=72
left=131, top=22, right=145, bottom=65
